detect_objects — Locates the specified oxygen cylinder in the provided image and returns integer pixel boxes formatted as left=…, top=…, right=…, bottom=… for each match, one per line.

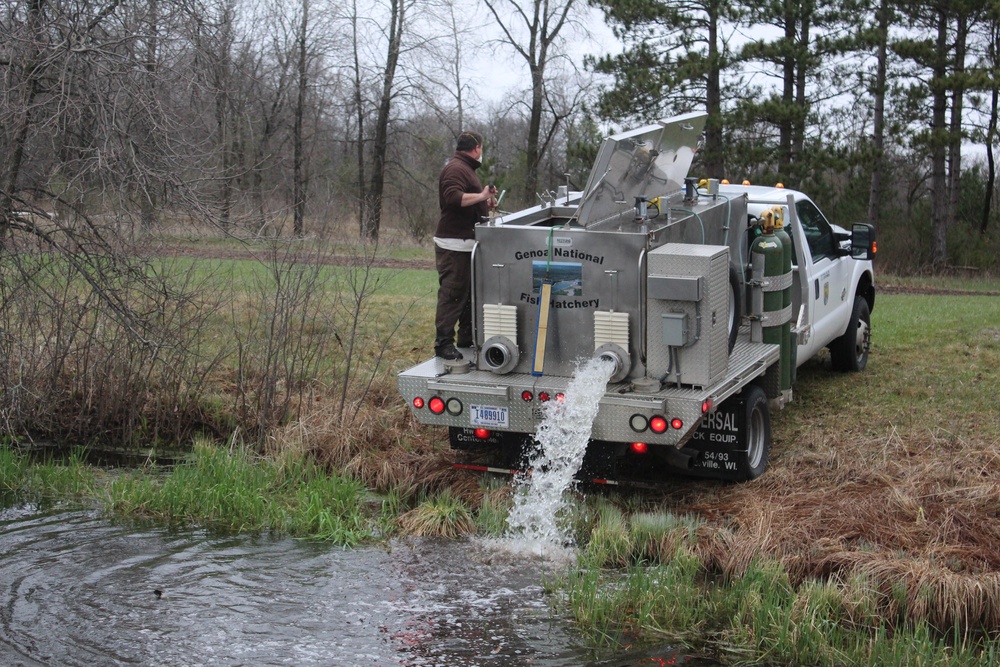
left=750, top=216, right=785, bottom=391
left=770, top=206, right=794, bottom=394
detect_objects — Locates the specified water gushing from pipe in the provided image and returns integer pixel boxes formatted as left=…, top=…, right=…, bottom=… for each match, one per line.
left=504, top=356, right=615, bottom=557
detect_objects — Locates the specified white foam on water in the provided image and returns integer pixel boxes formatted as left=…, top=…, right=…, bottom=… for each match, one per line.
left=503, top=356, right=615, bottom=558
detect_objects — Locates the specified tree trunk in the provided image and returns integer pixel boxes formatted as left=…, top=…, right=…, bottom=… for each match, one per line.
left=1, top=0, right=45, bottom=244
left=293, top=0, right=308, bottom=237
left=778, top=0, right=795, bottom=178
left=362, top=0, right=405, bottom=241
left=351, top=1, right=367, bottom=236
left=982, top=23, right=999, bottom=235
left=947, top=13, right=967, bottom=231
left=929, top=9, right=949, bottom=269
left=866, top=0, right=889, bottom=226
left=703, top=1, right=724, bottom=178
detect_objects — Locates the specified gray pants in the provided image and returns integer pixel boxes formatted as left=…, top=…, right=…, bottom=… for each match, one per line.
left=434, top=246, right=473, bottom=349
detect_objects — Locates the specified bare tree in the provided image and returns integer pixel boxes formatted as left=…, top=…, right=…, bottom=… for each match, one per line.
left=483, top=0, right=580, bottom=203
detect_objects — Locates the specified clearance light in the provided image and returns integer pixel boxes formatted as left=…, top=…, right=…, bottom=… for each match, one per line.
left=413, top=397, right=425, bottom=409
left=539, top=392, right=551, bottom=402
left=446, top=398, right=463, bottom=415
left=742, top=179, right=751, bottom=186
left=521, top=390, right=533, bottom=402
left=671, top=418, right=684, bottom=430
left=630, top=442, right=649, bottom=454
left=629, top=414, right=648, bottom=432
left=776, top=182, right=785, bottom=188
left=428, top=397, right=446, bottom=414
left=473, top=428, right=491, bottom=440
left=701, top=399, right=713, bottom=413
left=721, top=179, right=730, bottom=185
left=872, top=241, right=878, bottom=254
left=649, top=416, right=668, bottom=434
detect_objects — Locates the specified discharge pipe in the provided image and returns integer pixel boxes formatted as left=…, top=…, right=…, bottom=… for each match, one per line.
left=481, top=335, right=519, bottom=375
left=595, top=342, right=630, bottom=383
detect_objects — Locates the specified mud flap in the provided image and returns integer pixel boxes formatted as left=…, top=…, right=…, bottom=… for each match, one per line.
left=677, top=392, right=753, bottom=481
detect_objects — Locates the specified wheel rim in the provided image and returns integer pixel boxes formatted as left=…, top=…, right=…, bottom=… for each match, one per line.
left=854, top=318, right=870, bottom=364
left=747, top=403, right=766, bottom=469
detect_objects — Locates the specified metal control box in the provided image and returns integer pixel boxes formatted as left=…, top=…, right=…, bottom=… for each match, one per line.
left=646, top=243, right=730, bottom=387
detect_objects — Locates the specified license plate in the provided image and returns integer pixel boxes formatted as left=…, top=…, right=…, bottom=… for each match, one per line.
left=470, top=405, right=508, bottom=428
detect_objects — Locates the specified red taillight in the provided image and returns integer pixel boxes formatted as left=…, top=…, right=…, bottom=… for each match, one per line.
left=630, top=442, right=649, bottom=454
left=649, top=416, right=668, bottom=434
left=428, top=397, right=446, bottom=414
left=413, top=397, right=425, bottom=409
left=473, top=428, right=491, bottom=439
left=521, top=390, right=533, bottom=402
left=671, top=418, right=684, bottom=430
left=556, top=393, right=565, bottom=402
left=701, top=399, right=713, bottom=413
left=539, top=392, right=550, bottom=402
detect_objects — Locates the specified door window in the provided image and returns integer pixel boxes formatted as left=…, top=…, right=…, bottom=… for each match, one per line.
left=795, top=200, right=837, bottom=262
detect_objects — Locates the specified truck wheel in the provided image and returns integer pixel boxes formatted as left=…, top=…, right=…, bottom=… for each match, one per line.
left=830, top=296, right=871, bottom=372
left=736, top=385, right=770, bottom=481
left=727, top=264, right=741, bottom=353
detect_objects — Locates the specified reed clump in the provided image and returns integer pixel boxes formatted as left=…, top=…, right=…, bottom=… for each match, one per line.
left=396, top=488, right=476, bottom=538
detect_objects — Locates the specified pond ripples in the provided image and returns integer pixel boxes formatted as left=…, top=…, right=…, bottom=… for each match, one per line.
left=0, top=505, right=714, bottom=667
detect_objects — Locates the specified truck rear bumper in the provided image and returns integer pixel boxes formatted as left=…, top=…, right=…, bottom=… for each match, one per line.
left=397, top=336, right=779, bottom=447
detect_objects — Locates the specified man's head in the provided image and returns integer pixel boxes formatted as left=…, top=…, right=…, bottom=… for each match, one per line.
left=456, top=131, right=483, bottom=154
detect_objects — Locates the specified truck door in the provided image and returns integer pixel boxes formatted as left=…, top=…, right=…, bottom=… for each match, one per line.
left=795, top=199, right=854, bottom=354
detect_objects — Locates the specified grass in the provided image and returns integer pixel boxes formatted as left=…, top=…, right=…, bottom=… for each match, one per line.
left=106, top=440, right=379, bottom=544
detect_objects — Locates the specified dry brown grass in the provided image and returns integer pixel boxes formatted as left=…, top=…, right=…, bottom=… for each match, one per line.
left=669, top=365, right=1000, bottom=634
left=268, top=384, right=484, bottom=506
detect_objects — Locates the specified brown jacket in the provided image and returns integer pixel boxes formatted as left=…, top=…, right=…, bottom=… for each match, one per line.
left=436, top=152, right=487, bottom=240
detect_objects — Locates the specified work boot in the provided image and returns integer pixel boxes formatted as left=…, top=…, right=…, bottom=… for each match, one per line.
left=456, top=338, right=474, bottom=349
left=435, top=343, right=463, bottom=361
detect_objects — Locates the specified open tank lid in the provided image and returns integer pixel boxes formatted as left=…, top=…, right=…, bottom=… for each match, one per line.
left=576, top=112, right=707, bottom=228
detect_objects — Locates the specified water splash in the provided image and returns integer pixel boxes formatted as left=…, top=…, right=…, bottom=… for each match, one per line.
left=504, top=356, right=615, bottom=557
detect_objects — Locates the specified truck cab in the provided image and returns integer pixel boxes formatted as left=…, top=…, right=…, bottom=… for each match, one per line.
left=727, top=185, right=876, bottom=374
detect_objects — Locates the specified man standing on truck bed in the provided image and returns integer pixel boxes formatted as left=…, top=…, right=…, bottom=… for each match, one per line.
left=433, top=131, right=496, bottom=361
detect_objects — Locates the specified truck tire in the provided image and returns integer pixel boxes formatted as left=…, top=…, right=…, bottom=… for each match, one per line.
left=830, top=295, right=871, bottom=372
left=735, top=385, right=771, bottom=481
left=727, top=263, right=742, bottom=353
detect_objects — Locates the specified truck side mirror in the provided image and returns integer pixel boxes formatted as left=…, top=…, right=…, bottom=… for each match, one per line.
left=851, top=223, right=876, bottom=260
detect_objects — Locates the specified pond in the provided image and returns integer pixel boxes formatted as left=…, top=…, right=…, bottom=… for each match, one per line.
left=0, top=504, right=718, bottom=666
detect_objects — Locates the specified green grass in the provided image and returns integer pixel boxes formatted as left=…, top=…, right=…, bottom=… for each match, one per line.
left=106, top=440, right=378, bottom=544
left=0, top=447, right=99, bottom=502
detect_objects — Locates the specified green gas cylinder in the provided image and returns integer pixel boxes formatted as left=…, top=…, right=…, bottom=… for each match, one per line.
left=771, top=207, right=794, bottom=394
left=750, top=215, right=786, bottom=390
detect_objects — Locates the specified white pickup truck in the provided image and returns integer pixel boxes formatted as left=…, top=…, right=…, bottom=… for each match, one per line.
left=398, top=113, right=875, bottom=483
